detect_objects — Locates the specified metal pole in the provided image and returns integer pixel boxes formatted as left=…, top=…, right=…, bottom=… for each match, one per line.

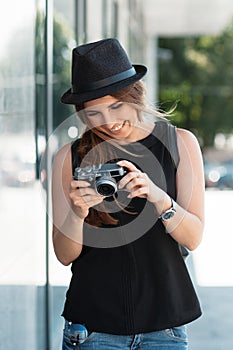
left=145, top=35, right=158, bottom=106
left=45, top=0, right=53, bottom=348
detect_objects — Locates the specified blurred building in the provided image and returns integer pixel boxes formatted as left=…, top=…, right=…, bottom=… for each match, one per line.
left=1, top=1, right=233, bottom=349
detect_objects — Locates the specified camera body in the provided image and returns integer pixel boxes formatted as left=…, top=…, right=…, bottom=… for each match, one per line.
left=73, top=163, right=127, bottom=197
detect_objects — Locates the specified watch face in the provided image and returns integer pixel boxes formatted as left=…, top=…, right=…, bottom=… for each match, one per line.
left=162, top=210, right=175, bottom=221
left=159, top=198, right=176, bottom=221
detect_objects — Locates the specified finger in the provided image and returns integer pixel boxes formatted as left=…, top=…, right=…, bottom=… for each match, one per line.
left=79, top=187, right=100, bottom=197
left=74, top=195, right=104, bottom=208
left=117, top=160, right=139, bottom=172
left=118, top=171, right=142, bottom=189
left=127, top=186, right=148, bottom=199
left=70, top=187, right=96, bottom=201
left=70, top=180, right=91, bottom=189
left=70, top=189, right=104, bottom=206
left=125, top=176, right=145, bottom=192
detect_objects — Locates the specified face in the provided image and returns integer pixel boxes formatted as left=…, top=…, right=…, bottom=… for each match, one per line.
left=83, top=95, right=139, bottom=141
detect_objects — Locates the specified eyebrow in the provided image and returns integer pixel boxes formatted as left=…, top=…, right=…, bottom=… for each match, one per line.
left=85, top=100, right=121, bottom=112
left=109, top=100, right=121, bottom=108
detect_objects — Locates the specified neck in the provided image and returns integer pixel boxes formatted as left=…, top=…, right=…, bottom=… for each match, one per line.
left=118, top=119, right=155, bottom=144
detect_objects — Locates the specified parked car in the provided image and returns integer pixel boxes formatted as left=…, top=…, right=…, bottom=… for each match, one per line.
left=217, top=160, right=233, bottom=190
left=204, top=159, right=233, bottom=190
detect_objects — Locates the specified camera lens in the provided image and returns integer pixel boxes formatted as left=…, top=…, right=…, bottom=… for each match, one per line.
left=95, top=177, right=117, bottom=197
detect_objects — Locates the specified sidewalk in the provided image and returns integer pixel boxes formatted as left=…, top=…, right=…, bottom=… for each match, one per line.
left=187, top=257, right=233, bottom=349
left=186, top=190, right=233, bottom=350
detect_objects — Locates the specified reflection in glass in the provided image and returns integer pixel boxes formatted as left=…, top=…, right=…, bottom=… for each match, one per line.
left=0, top=1, right=46, bottom=349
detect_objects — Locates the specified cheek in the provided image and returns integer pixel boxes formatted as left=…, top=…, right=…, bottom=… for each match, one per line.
left=126, top=110, right=138, bottom=123
left=85, top=117, right=102, bottom=128
left=123, top=106, right=138, bottom=118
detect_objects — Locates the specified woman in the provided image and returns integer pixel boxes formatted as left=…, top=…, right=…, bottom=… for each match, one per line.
left=52, top=38, right=205, bottom=350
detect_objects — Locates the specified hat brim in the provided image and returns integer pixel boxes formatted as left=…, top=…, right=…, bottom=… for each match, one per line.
left=61, top=64, right=147, bottom=105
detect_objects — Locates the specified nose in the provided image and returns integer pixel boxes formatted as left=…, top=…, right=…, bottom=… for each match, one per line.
left=100, top=110, right=115, bottom=126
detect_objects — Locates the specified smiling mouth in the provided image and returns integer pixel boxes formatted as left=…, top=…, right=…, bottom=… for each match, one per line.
left=110, top=120, right=128, bottom=132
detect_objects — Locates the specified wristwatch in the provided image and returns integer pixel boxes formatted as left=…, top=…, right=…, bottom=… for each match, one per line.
left=159, top=198, right=176, bottom=221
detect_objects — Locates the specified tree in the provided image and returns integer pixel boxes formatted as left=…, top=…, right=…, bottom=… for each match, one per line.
left=158, top=22, right=233, bottom=148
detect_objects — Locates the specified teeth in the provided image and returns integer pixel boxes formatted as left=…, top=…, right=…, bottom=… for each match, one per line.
left=111, top=120, right=128, bottom=131
left=111, top=123, right=124, bottom=131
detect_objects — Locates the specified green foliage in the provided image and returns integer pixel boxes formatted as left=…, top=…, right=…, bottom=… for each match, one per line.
left=158, top=23, right=233, bottom=148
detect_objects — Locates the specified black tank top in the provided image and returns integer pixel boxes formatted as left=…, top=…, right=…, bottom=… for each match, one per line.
left=62, top=121, right=201, bottom=334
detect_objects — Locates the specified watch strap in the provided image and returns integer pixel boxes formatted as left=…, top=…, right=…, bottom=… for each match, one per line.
left=159, top=197, right=176, bottom=221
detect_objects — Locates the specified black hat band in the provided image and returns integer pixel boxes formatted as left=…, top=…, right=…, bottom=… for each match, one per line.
left=72, top=67, right=136, bottom=93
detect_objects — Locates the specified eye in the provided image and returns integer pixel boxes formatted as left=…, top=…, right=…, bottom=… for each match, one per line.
left=85, top=110, right=100, bottom=117
left=111, top=102, right=124, bottom=110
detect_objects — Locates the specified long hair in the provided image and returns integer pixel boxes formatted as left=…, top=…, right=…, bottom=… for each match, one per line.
left=74, top=81, right=164, bottom=226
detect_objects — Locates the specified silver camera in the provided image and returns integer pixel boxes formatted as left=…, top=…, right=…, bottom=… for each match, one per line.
left=73, top=163, right=127, bottom=197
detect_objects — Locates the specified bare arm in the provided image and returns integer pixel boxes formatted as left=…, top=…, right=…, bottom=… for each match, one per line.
left=52, top=143, right=106, bottom=265
left=52, top=144, right=83, bottom=266
left=161, top=128, right=205, bottom=250
left=118, top=128, right=205, bottom=251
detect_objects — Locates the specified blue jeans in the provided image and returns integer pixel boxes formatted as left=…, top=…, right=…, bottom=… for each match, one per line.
left=62, top=321, right=188, bottom=350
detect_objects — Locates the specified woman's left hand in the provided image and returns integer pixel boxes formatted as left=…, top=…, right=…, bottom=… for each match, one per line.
left=117, top=160, right=163, bottom=204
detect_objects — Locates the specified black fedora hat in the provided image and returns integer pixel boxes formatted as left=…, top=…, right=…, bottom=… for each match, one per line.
left=61, top=38, right=147, bottom=105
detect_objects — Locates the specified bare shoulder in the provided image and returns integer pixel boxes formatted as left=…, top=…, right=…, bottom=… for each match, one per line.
left=53, top=143, right=71, bottom=163
left=176, top=128, right=202, bottom=156
left=53, top=143, right=72, bottom=170
left=177, top=127, right=199, bottom=144
left=52, top=143, right=73, bottom=183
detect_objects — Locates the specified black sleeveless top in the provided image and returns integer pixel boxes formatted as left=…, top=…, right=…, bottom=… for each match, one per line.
left=62, top=121, right=202, bottom=334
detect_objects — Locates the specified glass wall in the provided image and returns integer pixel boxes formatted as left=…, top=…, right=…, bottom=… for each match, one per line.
left=47, top=1, right=77, bottom=349
left=0, top=1, right=147, bottom=349
left=0, top=1, right=45, bottom=349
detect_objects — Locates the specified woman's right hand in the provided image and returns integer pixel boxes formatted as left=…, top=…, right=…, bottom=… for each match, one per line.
left=69, top=180, right=105, bottom=219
